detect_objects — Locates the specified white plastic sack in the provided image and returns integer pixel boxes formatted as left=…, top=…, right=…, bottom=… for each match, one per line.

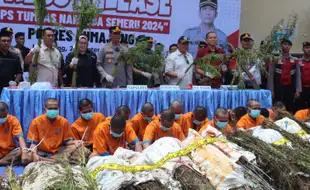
left=141, top=137, right=197, bottom=176
left=250, top=126, right=284, bottom=144
left=191, top=144, right=250, bottom=189
left=200, top=124, right=226, bottom=139
left=275, top=117, right=310, bottom=141
left=87, top=155, right=135, bottom=190
left=275, top=117, right=302, bottom=134
left=87, top=139, right=184, bottom=190
left=184, top=128, right=256, bottom=163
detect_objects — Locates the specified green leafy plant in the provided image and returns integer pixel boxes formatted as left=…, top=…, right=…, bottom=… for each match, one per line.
left=28, top=0, right=49, bottom=84
left=5, top=166, right=21, bottom=190
left=118, top=41, right=165, bottom=84
left=196, top=53, right=223, bottom=77
left=228, top=131, right=305, bottom=190
left=229, top=49, right=268, bottom=89
left=71, top=0, right=102, bottom=87
left=260, top=13, right=298, bottom=55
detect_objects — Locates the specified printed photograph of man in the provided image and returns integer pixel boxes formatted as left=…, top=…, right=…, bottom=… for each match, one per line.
left=183, top=0, right=228, bottom=57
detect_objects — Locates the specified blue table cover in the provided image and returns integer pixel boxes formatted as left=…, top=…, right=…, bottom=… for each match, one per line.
left=0, top=88, right=272, bottom=138
left=0, top=166, right=24, bottom=178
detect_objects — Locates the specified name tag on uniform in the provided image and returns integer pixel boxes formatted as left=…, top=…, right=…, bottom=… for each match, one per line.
left=192, top=86, right=211, bottom=90
left=126, top=85, right=148, bottom=90
left=220, top=85, right=238, bottom=90
left=160, top=85, right=180, bottom=90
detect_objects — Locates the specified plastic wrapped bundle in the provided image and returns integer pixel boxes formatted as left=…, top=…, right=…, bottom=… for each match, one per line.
left=21, top=162, right=92, bottom=190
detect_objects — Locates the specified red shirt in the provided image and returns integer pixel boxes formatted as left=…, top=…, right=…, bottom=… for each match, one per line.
left=195, top=47, right=225, bottom=88
left=300, top=59, right=310, bottom=88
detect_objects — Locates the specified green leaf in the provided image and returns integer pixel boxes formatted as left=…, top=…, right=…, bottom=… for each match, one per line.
left=71, top=0, right=102, bottom=87
left=118, top=41, right=165, bottom=73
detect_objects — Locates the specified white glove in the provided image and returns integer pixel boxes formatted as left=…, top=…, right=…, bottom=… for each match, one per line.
left=142, top=72, right=152, bottom=79
left=9, top=81, right=17, bottom=86
left=105, top=75, right=114, bottom=83
left=177, top=73, right=185, bottom=79
left=71, top=58, right=79, bottom=65
left=205, top=72, right=214, bottom=79
left=241, top=72, right=247, bottom=79
left=31, top=45, right=40, bottom=53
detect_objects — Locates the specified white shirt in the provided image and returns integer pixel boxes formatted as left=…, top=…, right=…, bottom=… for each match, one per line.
left=164, top=50, right=194, bottom=88
left=34, top=43, right=61, bottom=86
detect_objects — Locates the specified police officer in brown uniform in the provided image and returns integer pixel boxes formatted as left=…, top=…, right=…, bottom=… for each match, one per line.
left=97, top=26, right=132, bottom=88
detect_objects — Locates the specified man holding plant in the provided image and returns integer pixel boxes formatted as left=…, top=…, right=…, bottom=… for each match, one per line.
left=97, top=26, right=132, bottom=88
left=164, top=36, right=194, bottom=89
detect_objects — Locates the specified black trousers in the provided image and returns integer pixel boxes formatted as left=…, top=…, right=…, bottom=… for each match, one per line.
left=294, top=87, right=310, bottom=111
left=302, top=87, right=310, bottom=108
left=274, top=85, right=296, bottom=113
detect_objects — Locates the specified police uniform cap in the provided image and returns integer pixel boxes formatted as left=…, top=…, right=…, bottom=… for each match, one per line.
left=178, top=36, right=189, bottom=44
left=0, top=27, right=13, bottom=34
left=240, top=33, right=254, bottom=41
left=281, top=37, right=292, bottom=46
left=200, top=0, right=217, bottom=9
left=146, top=36, right=154, bottom=43
left=136, top=35, right=147, bottom=43
left=0, top=30, right=12, bottom=38
left=109, top=26, right=121, bottom=34
left=303, top=41, right=310, bottom=48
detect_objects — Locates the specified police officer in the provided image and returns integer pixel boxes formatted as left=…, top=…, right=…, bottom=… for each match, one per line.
left=0, top=30, right=22, bottom=92
left=14, top=32, right=30, bottom=69
left=298, top=42, right=310, bottom=109
left=240, top=33, right=263, bottom=88
left=267, top=38, right=301, bottom=112
left=1, top=28, right=24, bottom=72
left=97, top=26, right=132, bottom=88
left=183, top=0, right=228, bottom=57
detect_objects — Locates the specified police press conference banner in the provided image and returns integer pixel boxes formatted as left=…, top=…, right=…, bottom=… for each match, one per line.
left=0, top=0, right=241, bottom=57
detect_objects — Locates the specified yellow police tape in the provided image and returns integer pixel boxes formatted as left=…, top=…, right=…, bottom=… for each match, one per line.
left=273, top=138, right=290, bottom=145
left=90, top=137, right=226, bottom=179
left=297, top=130, right=307, bottom=137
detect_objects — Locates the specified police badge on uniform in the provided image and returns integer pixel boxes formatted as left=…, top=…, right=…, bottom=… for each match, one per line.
left=106, top=49, right=114, bottom=63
